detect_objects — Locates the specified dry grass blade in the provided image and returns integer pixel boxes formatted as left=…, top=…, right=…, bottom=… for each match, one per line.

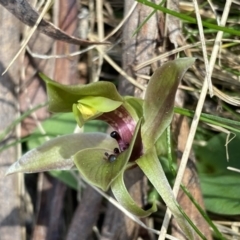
left=227, top=166, right=240, bottom=173
left=192, top=0, right=213, bottom=96
left=93, top=43, right=146, bottom=90
left=134, top=40, right=213, bottom=71
left=93, top=0, right=104, bottom=82
left=0, top=0, right=109, bottom=75
left=1, top=0, right=52, bottom=75
left=26, top=2, right=138, bottom=61
left=213, top=87, right=240, bottom=106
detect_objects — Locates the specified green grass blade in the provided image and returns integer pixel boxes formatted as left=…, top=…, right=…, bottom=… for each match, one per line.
left=0, top=102, right=48, bottom=142
left=0, top=133, right=53, bottom=153
left=181, top=184, right=226, bottom=240
left=176, top=203, right=207, bottom=240
left=137, top=0, right=240, bottom=37
left=174, top=107, right=240, bottom=133
left=132, top=0, right=167, bottom=36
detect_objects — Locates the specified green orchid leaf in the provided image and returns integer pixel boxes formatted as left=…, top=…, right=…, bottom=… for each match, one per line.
left=195, top=132, right=240, bottom=215
left=39, top=73, right=123, bottom=113
left=6, top=133, right=117, bottom=175
left=111, top=169, right=157, bottom=217
left=74, top=119, right=142, bottom=191
left=50, top=170, right=78, bottom=190
left=28, top=112, right=77, bottom=149
left=136, top=146, right=194, bottom=239
left=142, top=58, right=196, bottom=150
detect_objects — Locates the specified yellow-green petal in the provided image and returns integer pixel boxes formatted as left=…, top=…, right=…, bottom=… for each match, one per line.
left=78, top=96, right=122, bottom=112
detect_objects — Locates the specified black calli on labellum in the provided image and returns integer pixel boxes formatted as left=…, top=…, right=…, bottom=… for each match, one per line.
left=110, top=131, right=121, bottom=140
left=114, top=148, right=120, bottom=154
left=108, top=155, right=117, bottom=162
left=110, top=130, right=130, bottom=152
left=104, top=151, right=118, bottom=162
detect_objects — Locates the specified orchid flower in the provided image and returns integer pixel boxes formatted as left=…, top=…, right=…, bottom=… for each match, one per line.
left=6, top=58, right=196, bottom=239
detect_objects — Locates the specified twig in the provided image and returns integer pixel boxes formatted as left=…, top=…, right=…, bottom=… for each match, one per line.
left=94, top=0, right=104, bottom=82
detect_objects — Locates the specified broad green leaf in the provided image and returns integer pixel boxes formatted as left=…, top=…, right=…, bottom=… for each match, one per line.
left=1, top=113, right=76, bottom=153
left=50, top=170, right=78, bottom=190
left=84, top=120, right=108, bottom=133
left=74, top=119, right=142, bottom=191
left=111, top=169, right=157, bottom=217
left=6, top=133, right=117, bottom=175
left=28, top=112, right=76, bottom=149
left=136, top=147, right=194, bottom=239
left=142, top=58, right=195, bottom=150
left=195, top=133, right=240, bottom=215
left=39, top=73, right=123, bottom=113
left=200, top=175, right=240, bottom=215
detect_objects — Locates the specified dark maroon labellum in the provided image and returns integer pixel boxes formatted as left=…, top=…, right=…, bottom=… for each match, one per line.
left=122, top=143, right=129, bottom=151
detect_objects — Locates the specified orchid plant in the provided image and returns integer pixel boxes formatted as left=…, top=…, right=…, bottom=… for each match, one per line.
left=7, top=58, right=196, bottom=239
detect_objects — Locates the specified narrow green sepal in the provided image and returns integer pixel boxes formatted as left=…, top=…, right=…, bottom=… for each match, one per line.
left=39, top=73, right=123, bottom=113
left=111, top=169, right=157, bottom=217
left=136, top=146, right=194, bottom=239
